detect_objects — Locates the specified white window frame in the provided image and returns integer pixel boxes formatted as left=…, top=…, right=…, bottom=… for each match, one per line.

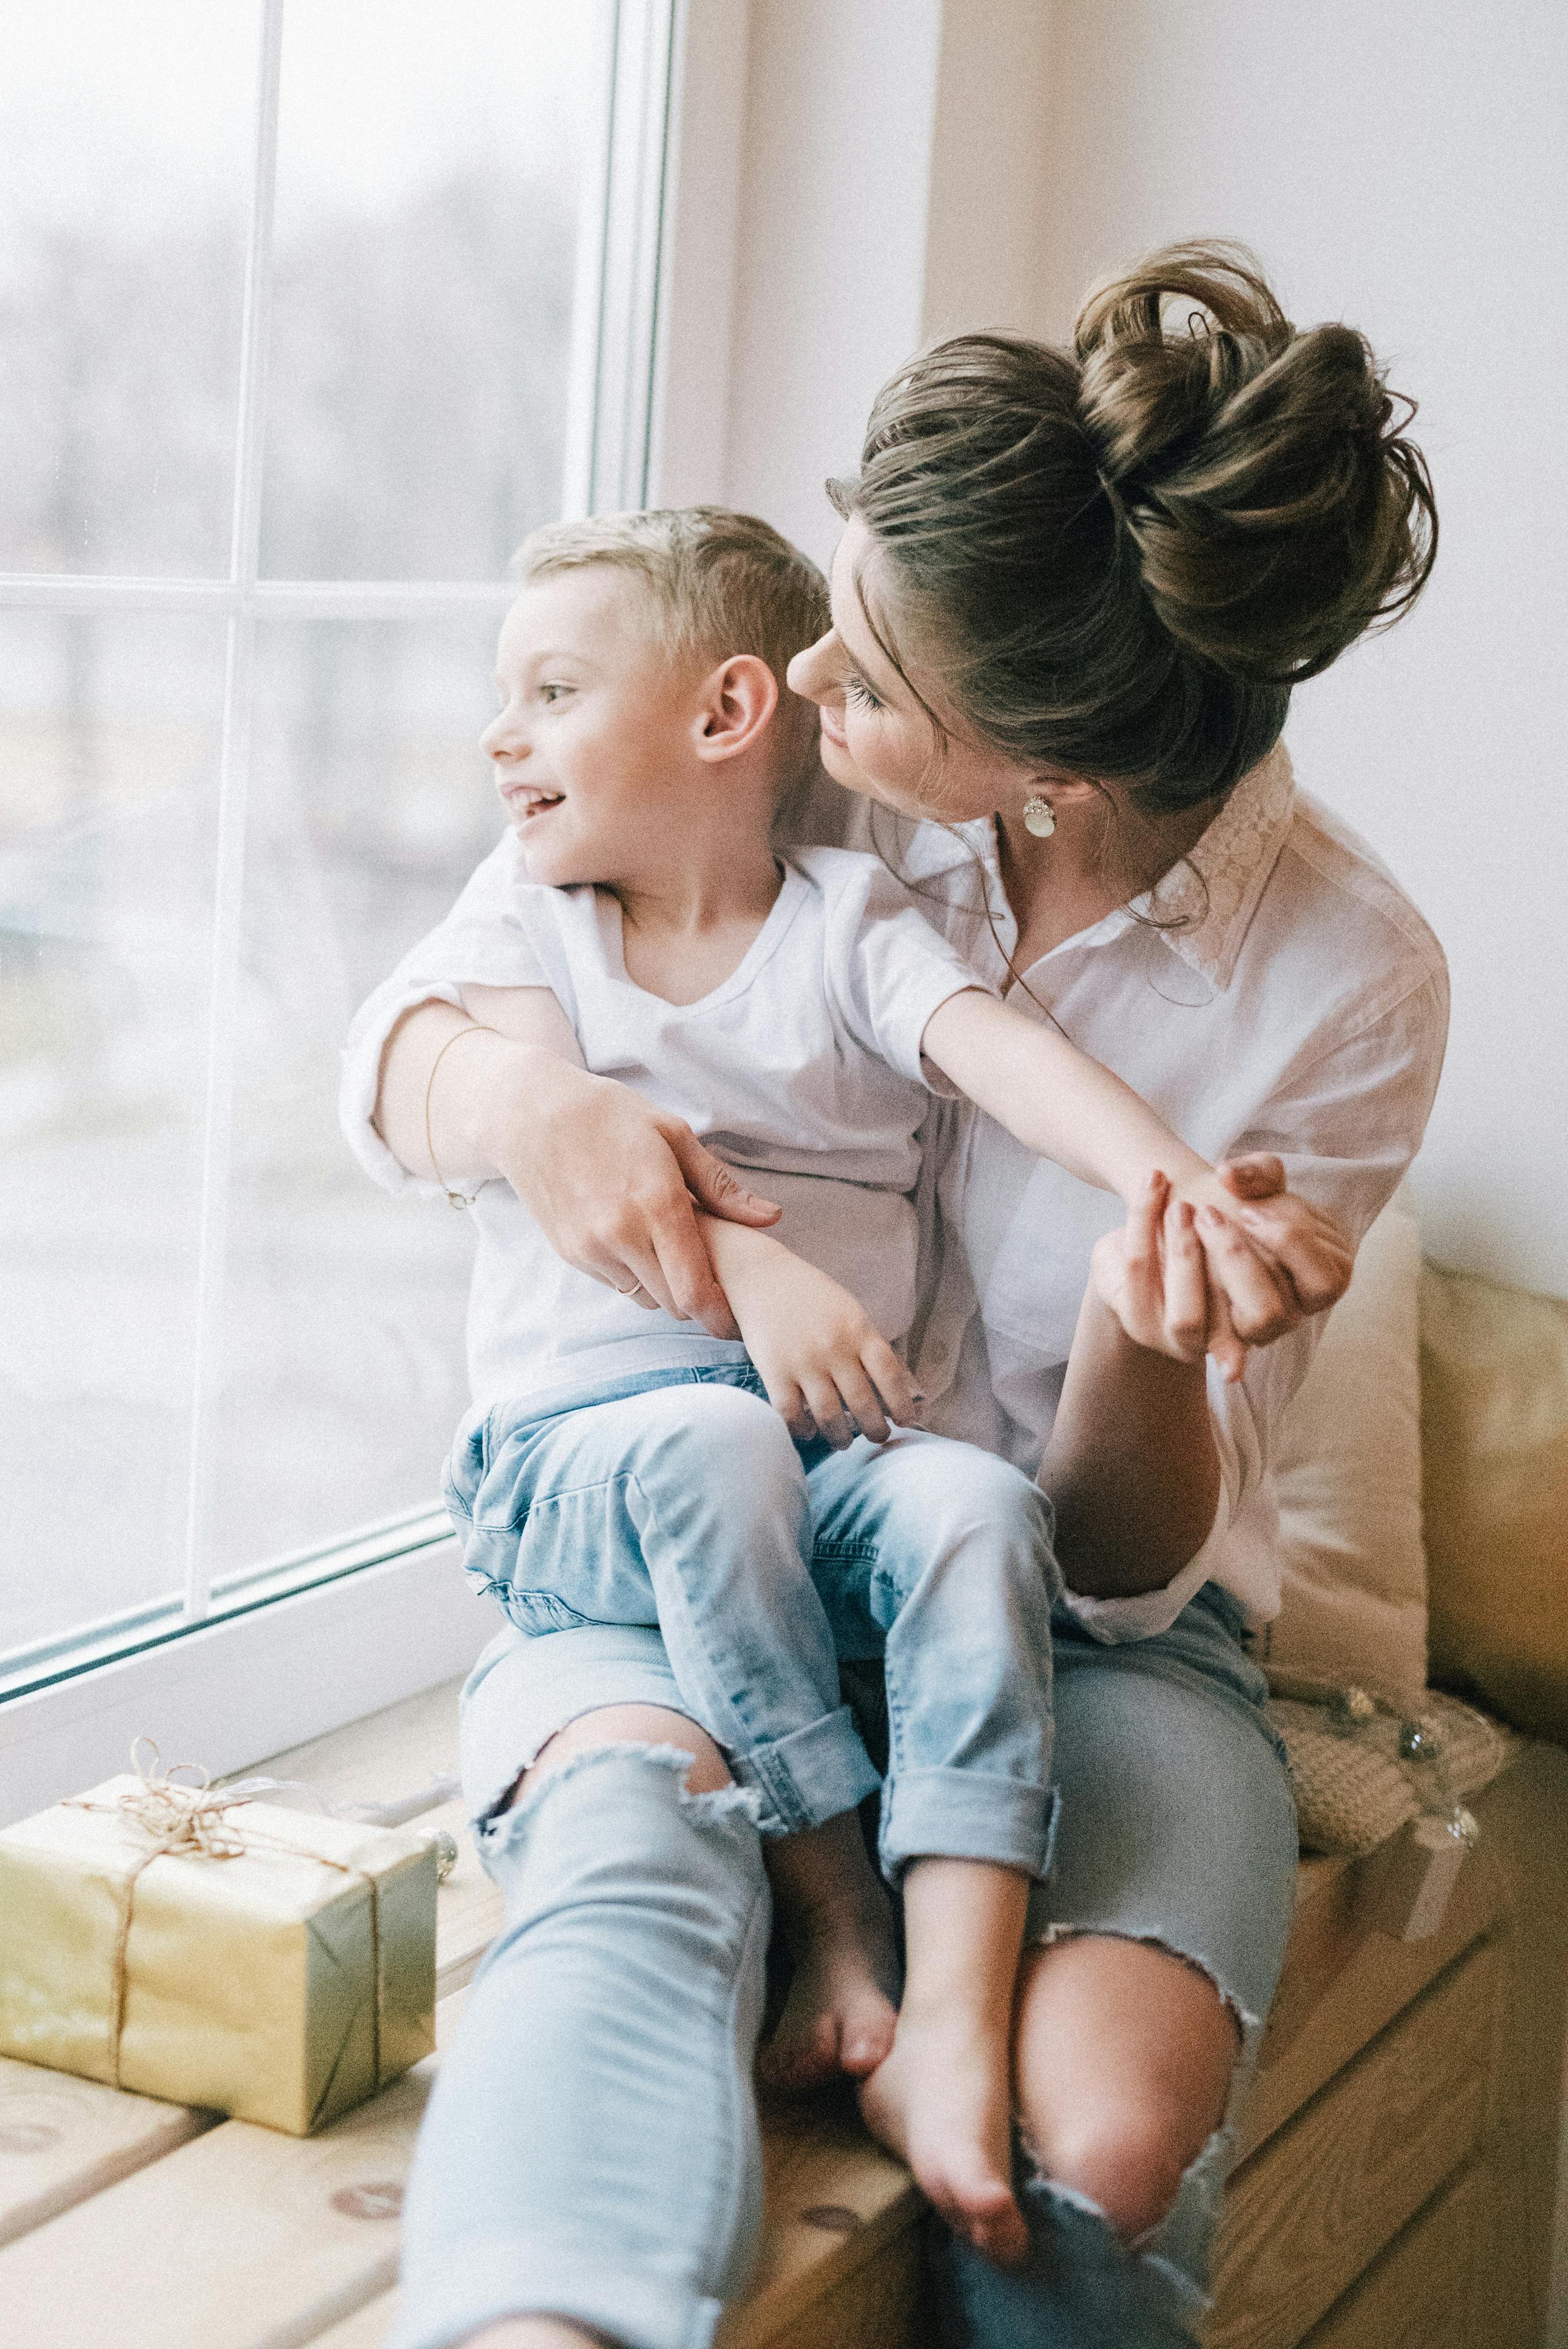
left=0, top=0, right=732, bottom=1822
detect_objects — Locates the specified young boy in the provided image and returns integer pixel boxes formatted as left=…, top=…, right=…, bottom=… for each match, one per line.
left=349, top=508, right=1314, bottom=2263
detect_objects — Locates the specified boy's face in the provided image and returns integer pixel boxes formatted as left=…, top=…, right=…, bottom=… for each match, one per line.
left=482, top=568, right=705, bottom=887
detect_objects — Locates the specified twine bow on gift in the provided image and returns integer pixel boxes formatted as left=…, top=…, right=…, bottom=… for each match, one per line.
left=81, top=1738, right=261, bottom=1859
left=66, top=1739, right=386, bottom=2098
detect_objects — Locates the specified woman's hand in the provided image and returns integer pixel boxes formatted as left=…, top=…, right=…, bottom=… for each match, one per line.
left=1208, top=1152, right=1355, bottom=1320
left=703, top=1220, right=916, bottom=1446
left=1096, top=1161, right=1354, bottom=1381
left=1091, top=1172, right=1250, bottom=1378
left=489, top=1054, right=783, bottom=1338
left=376, top=992, right=783, bottom=1339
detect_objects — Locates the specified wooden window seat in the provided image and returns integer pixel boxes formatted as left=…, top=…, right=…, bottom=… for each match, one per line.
left=2, top=1679, right=1564, bottom=2349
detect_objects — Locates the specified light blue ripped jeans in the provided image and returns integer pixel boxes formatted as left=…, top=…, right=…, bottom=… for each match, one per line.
left=442, top=1362, right=1060, bottom=1880
left=393, top=1549, right=1295, bottom=2349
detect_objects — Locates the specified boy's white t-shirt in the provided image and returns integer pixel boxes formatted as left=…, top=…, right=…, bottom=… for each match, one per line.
left=341, top=837, right=988, bottom=1412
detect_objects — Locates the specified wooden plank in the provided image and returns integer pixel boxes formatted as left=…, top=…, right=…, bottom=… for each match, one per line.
left=0, top=2020, right=452, bottom=2349
left=1207, top=1939, right=1497, bottom=2349
left=246, top=1680, right=465, bottom=1818
left=0, top=1991, right=918, bottom=2349
left=1455, top=1745, right=1568, bottom=2349
left=1238, top=1810, right=1502, bottom=2162
left=743, top=2209, right=920, bottom=2349
left=426, top=1801, right=503, bottom=1998
left=0, top=2064, right=215, bottom=2250
left=717, top=2091, right=919, bottom=2349
left=1297, top=2165, right=1481, bottom=2349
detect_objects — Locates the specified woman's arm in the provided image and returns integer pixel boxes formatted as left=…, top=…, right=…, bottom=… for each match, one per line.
left=1040, top=1178, right=1223, bottom=1596
left=921, top=988, right=1353, bottom=1353
left=371, top=987, right=780, bottom=1337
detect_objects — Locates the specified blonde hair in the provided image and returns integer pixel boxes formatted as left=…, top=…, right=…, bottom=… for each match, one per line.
left=513, top=506, right=829, bottom=788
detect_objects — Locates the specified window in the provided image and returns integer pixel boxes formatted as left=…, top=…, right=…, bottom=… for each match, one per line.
left=0, top=0, right=677, bottom=1707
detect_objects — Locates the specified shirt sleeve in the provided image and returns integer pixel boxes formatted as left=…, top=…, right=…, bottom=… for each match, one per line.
left=827, top=857, right=995, bottom=1090
left=338, top=834, right=555, bottom=1200
left=1055, top=971, right=1448, bottom=1642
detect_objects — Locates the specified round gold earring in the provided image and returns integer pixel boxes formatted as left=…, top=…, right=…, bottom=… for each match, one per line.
left=1022, top=793, right=1056, bottom=838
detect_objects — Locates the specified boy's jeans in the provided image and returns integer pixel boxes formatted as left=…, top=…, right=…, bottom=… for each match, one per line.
left=443, top=1361, right=1060, bottom=1879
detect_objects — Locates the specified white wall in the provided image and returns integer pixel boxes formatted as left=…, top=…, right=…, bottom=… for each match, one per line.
left=723, top=0, right=945, bottom=568
left=711, top=0, right=1567, bottom=1295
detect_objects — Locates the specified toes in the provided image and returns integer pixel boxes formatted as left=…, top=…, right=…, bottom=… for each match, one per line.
left=839, top=1998, right=897, bottom=2079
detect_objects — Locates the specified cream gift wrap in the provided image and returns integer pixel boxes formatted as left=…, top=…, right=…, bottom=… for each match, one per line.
left=0, top=1751, right=437, bottom=2133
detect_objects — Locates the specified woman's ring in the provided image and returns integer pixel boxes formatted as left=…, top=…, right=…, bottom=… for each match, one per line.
left=615, top=1278, right=645, bottom=1298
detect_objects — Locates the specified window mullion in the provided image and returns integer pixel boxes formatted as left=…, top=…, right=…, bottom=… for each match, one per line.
left=181, top=0, right=284, bottom=1624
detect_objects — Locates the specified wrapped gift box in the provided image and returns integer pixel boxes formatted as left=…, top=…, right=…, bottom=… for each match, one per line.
left=0, top=1771, right=437, bottom=2135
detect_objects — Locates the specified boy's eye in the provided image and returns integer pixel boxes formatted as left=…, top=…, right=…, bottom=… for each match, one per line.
left=539, top=681, right=573, bottom=704
left=844, top=674, right=883, bottom=713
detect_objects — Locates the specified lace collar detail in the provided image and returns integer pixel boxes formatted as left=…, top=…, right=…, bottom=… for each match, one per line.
left=1135, top=745, right=1297, bottom=990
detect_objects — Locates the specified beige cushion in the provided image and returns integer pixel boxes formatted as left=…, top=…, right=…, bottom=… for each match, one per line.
left=1421, top=1263, right=1568, bottom=1745
left=1262, top=1190, right=1428, bottom=1709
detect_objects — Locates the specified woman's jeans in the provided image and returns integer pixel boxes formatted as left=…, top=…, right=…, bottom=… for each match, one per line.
left=392, top=1581, right=1297, bottom=2349
left=443, top=1364, right=1059, bottom=1879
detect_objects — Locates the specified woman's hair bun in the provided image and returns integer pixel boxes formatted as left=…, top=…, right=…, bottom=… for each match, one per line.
left=1074, top=240, right=1436, bottom=682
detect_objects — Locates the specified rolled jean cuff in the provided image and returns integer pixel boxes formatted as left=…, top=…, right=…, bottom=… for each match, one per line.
left=729, top=1703, right=881, bottom=1835
left=388, top=2233, right=723, bottom=2349
left=879, top=1769, right=1058, bottom=1882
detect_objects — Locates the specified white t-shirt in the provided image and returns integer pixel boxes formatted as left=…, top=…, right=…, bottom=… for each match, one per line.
left=341, top=841, right=985, bottom=1411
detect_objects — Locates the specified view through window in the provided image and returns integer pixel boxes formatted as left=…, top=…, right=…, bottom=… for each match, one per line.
left=0, top=0, right=655, bottom=1685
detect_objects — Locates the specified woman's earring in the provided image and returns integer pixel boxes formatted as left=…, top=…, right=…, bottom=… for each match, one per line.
left=1022, top=793, right=1056, bottom=838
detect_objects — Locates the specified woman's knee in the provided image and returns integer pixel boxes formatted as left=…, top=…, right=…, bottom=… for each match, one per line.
left=1014, top=1932, right=1239, bottom=2243
left=517, top=1705, right=733, bottom=1803
left=1029, top=2094, right=1206, bottom=2245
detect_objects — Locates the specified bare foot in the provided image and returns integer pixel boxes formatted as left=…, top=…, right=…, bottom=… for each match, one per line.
left=857, top=2002, right=1028, bottom=2265
left=760, top=1894, right=900, bottom=2089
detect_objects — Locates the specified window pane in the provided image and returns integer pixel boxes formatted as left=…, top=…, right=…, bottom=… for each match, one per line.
left=203, top=613, right=503, bottom=1579
left=0, top=2, right=255, bottom=577
left=0, top=613, right=227, bottom=1661
left=262, top=1, right=602, bottom=582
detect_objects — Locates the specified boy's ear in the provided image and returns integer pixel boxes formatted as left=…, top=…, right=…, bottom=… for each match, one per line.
left=693, top=654, right=778, bottom=763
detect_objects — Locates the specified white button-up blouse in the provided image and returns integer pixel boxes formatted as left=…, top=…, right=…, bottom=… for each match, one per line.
left=852, top=745, right=1448, bottom=1640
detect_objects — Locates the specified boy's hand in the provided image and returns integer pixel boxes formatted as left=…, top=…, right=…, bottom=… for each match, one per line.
left=704, top=1225, right=917, bottom=1447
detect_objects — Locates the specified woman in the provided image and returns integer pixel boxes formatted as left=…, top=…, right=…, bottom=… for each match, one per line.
left=352, top=244, right=1443, bottom=2348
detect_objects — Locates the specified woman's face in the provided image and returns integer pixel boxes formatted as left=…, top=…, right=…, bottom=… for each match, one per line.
left=786, top=517, right=1029, bottom=824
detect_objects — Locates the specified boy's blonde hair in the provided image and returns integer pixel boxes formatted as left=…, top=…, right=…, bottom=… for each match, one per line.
left=513, top=506, right=829, bottom=789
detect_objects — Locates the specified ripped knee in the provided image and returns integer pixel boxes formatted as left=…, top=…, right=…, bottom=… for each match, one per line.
left=1032, top=2104, right=1202, bottom=2245
left=517, top=1705, right=733, bottom=1803
left=1015, top=1929, right=1247, bottom=2244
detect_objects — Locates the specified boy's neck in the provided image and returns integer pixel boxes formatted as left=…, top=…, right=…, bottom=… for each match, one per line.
left=608, top=824, right=785, bottom=1005
left=610, top=824, right=782, bottom=939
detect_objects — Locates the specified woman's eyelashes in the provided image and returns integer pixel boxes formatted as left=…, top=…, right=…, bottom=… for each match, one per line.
left=843, top=672, right=884, bottom=713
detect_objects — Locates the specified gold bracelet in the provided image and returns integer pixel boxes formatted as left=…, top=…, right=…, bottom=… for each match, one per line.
left=424, top=1024, right=502, bottom=1207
